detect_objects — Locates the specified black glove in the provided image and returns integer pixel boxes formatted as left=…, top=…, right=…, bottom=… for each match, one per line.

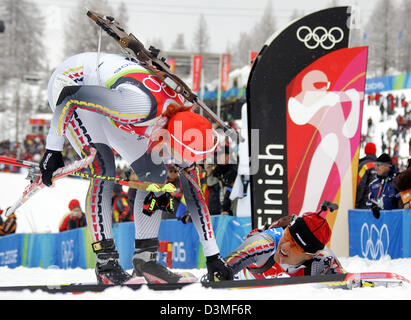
left=143, top=192, right=175, bottom=216
left=206, top=254, right=233, bottom=281
left=142, top=192, right=159, bottom=216
left=40, top=150, right=64, bottom=187
left=371, top=205, right=381, bottom=219
left=156, top=193, right=175, bottom=215
left=178, top=213, right=191, bottom=224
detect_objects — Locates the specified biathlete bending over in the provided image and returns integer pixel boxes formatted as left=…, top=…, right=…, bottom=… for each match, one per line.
left=40, top=52, right=233, bottom=284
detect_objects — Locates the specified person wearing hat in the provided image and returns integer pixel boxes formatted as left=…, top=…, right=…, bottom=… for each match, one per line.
left=358, top=142, right=377, bottom=169
left=67, top=199, right=87, bottom=231
left=393, top=138, right=411, bottom=209
left=356, top=142, right=378, bottom=209
left=38, top=52, right=230, bottom=285
left=366, top=153, right=399, bottom=218
left=111, top=184, right=133, bottom=223
left=59, top=199, right=87, bottom=232
left=223, top=208, right=345, bottom=280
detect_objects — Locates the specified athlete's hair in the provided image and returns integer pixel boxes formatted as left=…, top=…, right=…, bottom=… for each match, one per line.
left=147, top=103, right=192, bottom=152
left=162, top=103, right=192, bottom=121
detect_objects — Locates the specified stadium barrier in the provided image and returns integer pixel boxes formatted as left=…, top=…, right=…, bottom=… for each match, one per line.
left=3, top=210, right=408, bottom=270
left=0, top=215, right=252, bottom=270
left=349, top=209, right=411, bottom=260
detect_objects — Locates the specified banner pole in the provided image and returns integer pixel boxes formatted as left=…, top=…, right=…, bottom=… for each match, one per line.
left=217, top=54, right=222, bottom=119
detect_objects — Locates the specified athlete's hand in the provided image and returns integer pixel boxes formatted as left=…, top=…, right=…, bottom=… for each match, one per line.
left=143, top=192, right=175, bottom=216
left=40, top=150, right=64, bottom=187
left=206, top=254, right=233, bottom=281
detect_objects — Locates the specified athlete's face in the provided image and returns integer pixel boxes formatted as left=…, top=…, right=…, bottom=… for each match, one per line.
left=274, top=228, right=314, bottom=265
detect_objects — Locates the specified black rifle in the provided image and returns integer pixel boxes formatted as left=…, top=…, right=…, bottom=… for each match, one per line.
left=87, top=10, right=241, bottom=142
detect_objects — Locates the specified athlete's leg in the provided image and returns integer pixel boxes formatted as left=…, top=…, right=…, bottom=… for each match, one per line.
left=62, top=110, right=131, bottom=284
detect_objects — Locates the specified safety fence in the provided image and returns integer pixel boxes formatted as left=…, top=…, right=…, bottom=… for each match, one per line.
left=0, top=215, right=252, bottom=270
left=348, top=209, right=411, bottom=260
left=365, top=73, right=411, bottom=94
left=2, top=210, right=407, bottom=270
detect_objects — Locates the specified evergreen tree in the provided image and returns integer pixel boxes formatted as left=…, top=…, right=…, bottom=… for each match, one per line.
left=396, top=0, right=411, bottom=73
left=289, top=9, right=304, bottom=23
left=364, top=0, right=398, bottom=76
left=63, top=0, right=124, bottom=59
left=171, top=33, right=187, bottom=50
left=251, top=0, right=276, bottom=51
left=0, top=0, right=45, bottom=83
left=231, top=0, right=276, bottom=67
left=192, top=14, right=210, bottom=55
left=116, top=1, right=129, bottom=29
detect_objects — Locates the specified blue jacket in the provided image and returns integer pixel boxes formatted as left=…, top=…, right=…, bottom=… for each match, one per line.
left=366, top=170, right=398, bottom=210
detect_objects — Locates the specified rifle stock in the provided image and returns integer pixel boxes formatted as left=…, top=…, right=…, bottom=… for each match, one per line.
left=86, top=10, right=242, bottom=142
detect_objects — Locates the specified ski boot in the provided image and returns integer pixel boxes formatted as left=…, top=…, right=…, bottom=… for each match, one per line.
left=133, top=238, right=196, bottom=284
left=93, top=239, right=133, bottom=285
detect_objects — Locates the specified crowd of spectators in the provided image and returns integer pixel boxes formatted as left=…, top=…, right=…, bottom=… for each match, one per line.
left=364, top=91, right=411, bottom=171
left=0, top=130, right=241, bottom=228
left=0, top=137, right=77, bottom=172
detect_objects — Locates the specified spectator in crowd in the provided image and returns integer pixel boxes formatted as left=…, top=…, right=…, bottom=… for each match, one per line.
left=375, top=92, right=382, bottom=105
left=379, top=102, right=385, bottom=121
left=0, top=209, right=17, bottom=236
left=358, top=142, right=377, bottom=169
left=124, top=169, right=138, bottom=216
left=176, top=198, right=192, bottom=224
left=210, top=148, right=238, bottom=216
left=59, top=199, right=87, bottom=232
left=366, top=153, right=399, bottom=218
left=356, top=142, right=377, bottom=209
left=393, top=139, right=411, bottom=209
left=112, top=184, right=133, bottom=223
left=204, top=163, right=222, bottom=215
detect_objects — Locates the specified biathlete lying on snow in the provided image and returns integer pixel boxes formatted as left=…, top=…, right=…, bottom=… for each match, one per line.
left=223, top=201, right=345, bottom=280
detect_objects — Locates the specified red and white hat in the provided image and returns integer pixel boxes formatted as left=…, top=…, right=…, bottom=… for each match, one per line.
left=364, top=142, right=377, bottom=155
left=288, top=212, right=331, bottom=254
left=68, top=199, right=80, bottom=211
left=167, top=111, right=219, bottom=162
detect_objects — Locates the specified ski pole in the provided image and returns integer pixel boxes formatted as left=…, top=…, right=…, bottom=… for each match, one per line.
left=0, top=154, right=175, bottom=192
left=4, top=148, right=97, bottom=217
left=70, top=171, right=175, bottom=192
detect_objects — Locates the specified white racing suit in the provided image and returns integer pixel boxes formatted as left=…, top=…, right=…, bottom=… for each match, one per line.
left=46, top=52, right=220, bottom=258
left=225, top=227, right=346, bottom=280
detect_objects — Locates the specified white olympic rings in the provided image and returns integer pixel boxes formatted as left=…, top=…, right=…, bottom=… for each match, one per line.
left=296, top=26, right=344, bottom=50
left=360, top=223, right=389, bottom=260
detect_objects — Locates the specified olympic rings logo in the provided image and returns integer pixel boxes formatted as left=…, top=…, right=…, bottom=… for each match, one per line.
left=61, top=240, right=74, bottom=268
left=360, top=223, right=389, bottom=260
left=142, top=74, right=184, bottom=104
left=296, top=26, right=344, bottom=50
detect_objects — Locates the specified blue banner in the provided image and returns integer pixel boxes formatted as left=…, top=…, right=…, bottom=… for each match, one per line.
left=365, top=76, right=394, bottom=94
left=0, top=234, right=25, bottom=268
left=348, top=209, right=405, bottom=259
left=365, top=72, right=411, bottom=94
left=0, top=215, right=251, bottom=270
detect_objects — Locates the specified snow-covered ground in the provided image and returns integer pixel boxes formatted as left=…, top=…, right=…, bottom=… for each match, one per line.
left=0, top=256, right=410, bottom=300
left=0, top=163, right=411, bottom=300
left=0, top=90, right=410, bottom=300
left=361, top=89, right=411, bottom=163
